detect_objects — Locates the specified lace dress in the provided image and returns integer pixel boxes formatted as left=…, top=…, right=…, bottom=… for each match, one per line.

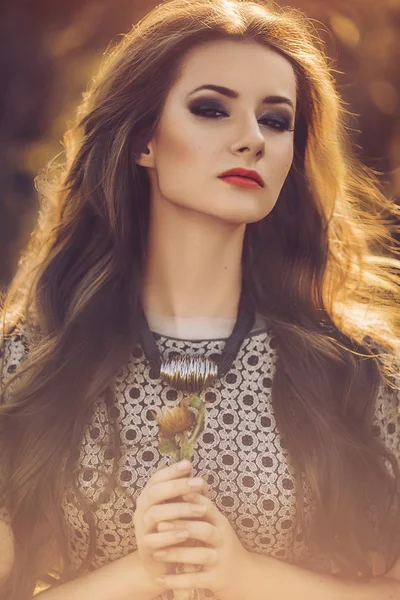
left=1, top=317, right=399, bottom=599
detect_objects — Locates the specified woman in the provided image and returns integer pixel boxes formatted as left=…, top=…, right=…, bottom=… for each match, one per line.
left=1, top=0, right=400, bottom=598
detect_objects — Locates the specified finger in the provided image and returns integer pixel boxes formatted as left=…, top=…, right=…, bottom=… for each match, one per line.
left=181, top=493, right=219, bottom=526
left=143, top=528, right=190, bottom=550
left=136, top=461, right=194, bottom=509
left=144, top=501, right=207, bottom=531
left=157, top=519, right=222, bottom=548
left=153, top=546, right=218, bottom=566
left=146, top=477, right=206, bottom=506
left=155, top=570, right=212, bottom=589
left=150, top=460, right=192, bottom=485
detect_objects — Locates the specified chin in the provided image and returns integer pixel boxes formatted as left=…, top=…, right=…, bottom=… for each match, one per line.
left=207, top=209, right=270, bottom=225
left=208, top=200, right=274, bottom=224
left=170, top=195, right=274, bottom=224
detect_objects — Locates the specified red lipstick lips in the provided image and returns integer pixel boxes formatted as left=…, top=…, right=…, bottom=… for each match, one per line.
left=218, top=167, right=265, bottom=188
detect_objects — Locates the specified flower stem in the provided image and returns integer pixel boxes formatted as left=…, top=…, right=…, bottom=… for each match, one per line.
left=172, top=399, right=206, bottom=600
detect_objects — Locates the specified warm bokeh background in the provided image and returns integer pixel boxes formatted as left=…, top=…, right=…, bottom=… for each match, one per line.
left=1, top=0, right=399, bottom=287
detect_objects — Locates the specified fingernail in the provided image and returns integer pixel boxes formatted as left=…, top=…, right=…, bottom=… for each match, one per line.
left=158, top=522, right=174, bottom=532
left=175, top=530, right=189, bottom=539
left=192, top=504, right=206, bottom=514
left=188, top=477, right=203, bottom=487
left=177, top=460, right=191, bottom=470
left=182, top=493, right=195, bottom=501
left=182, top=494, right=197, bottom=502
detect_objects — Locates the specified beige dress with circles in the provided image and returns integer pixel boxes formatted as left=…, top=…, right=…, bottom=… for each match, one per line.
left=1, top=315, right=399, bottom=599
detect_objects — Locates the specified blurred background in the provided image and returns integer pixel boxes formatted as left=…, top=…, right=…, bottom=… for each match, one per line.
left=1, top=0, right=399, bottom=288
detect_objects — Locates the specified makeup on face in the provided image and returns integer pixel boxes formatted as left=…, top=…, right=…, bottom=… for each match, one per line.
left=218, top=175, right=262, bottom=189
left=186, top=83, right=295, bottom=133
left=145, top=40, right=296, bottom=227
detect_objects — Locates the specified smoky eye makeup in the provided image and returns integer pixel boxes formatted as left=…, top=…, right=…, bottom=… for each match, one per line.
left=188, top=98, right=226, bottom=114
left=187, top=97, right=295, bottom=131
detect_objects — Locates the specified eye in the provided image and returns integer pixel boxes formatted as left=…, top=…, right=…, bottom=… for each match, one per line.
left=258, top=113, right=294, bottom=132
left=189, top=102, right=227, bottom=119
left=189, top=102, right=294, bottom=132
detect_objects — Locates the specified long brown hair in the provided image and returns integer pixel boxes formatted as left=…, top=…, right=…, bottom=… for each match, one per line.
left=1, top=0, right=400, bottom=596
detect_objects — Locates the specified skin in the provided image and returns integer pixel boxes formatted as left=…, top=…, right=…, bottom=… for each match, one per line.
left=133, top=41, right=400, bottom=598
left=136, top=39, right=296, bottom=322
left=135, top=458, right=255, bottom=599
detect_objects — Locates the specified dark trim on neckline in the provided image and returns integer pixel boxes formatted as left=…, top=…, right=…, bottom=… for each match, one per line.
left=152, top=325, right=270, bottom=343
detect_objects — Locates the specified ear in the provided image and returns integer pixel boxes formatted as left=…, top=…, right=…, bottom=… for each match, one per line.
left=135, top=144, right=155, bottom=168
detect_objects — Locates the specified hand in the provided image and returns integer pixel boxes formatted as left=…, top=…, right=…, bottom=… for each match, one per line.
left=151, top=491, right=254, bottom=600
left=133, top=460, right=208, bottom=589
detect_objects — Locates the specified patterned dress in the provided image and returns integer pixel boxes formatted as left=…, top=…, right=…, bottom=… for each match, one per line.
left=1, top=316, right=399, bottom=599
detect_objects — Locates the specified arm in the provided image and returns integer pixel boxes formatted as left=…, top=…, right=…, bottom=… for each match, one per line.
left=36, top=551, right=163, bottom=600
left=0, top=519, right=14, bottom=594
left=0, top=527, right=163, bottom=600
left=245, top=552, right=400, bottom=600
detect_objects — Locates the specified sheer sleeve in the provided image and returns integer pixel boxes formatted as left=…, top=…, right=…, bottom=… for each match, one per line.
left=0, top=322, right=30, bottom=390
left=368, top=339, right=400, bottom=467
left=0, top=321, right=30, bottom=526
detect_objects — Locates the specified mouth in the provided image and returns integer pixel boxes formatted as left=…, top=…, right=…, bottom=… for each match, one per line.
left=218, top=168, right=265, bottom=188
left=218, top=175, right=263, bottom=189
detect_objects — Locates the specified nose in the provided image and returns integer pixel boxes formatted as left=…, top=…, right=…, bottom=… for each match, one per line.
left=230, top=116, right=265, bottom=158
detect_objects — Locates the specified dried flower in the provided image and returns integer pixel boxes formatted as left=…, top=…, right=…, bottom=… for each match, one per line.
left=152, top=399, right=196, bottom=439
left=151, top=394, right=207, bottom=600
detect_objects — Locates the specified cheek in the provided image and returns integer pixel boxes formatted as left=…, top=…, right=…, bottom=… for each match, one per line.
left=151, top=126, right=206, bottom=201
left=155, top=116, right=201, bottom=168
left=273, top=141, right=294, bottom=184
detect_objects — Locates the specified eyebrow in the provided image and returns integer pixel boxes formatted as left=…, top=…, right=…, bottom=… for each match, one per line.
left=187, top=84, right=295, bottom=112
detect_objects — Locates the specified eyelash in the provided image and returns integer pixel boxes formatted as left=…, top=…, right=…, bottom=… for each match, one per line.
left=189, top=103, right=294, bottom=133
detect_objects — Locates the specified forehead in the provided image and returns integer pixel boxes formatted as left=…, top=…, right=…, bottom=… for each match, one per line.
left=173, top=39, right=297, bottom=108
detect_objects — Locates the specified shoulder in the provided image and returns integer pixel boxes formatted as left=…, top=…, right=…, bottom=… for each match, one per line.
left=364, top=336, right=400, bottom=460
left=0, top=319, right=31, bottom=393
left=374, top=379, right=399, bottom=461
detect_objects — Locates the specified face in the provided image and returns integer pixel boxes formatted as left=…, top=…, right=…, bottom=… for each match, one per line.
left=136, top=39, right=297, bottom=224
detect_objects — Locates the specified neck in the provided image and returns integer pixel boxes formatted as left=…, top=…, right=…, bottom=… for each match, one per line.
left=141, top=199, right=246, bottom=320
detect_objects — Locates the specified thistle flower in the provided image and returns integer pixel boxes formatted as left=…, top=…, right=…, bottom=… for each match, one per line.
left=152, top=399, right=196, bottom=439
left=151, top=394, right=207, bottom=600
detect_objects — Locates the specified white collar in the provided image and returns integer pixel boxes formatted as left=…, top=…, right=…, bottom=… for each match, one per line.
left=146, top=312, right=266, bottom=340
